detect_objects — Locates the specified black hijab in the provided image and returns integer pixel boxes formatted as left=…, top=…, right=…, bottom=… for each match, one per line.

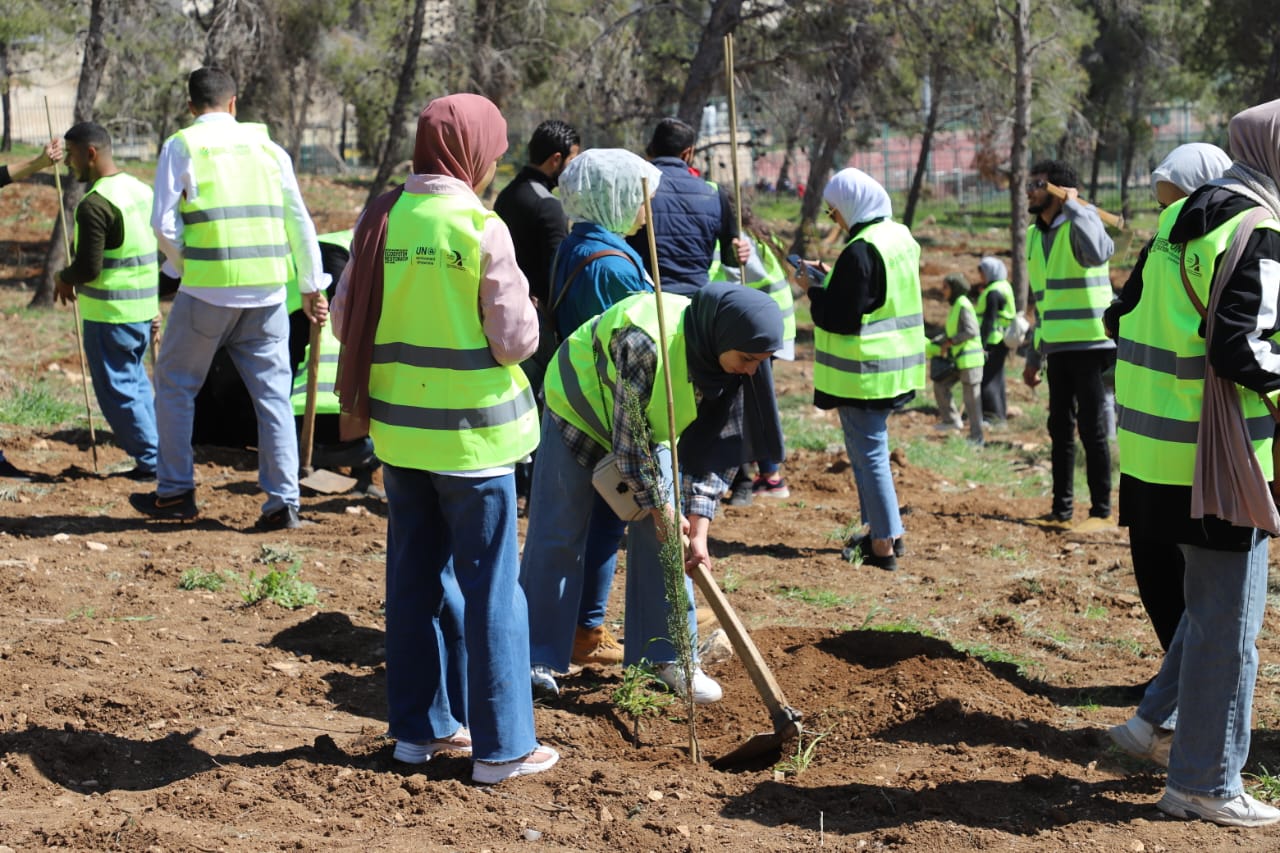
left=678, top=282, right=786, bottom=471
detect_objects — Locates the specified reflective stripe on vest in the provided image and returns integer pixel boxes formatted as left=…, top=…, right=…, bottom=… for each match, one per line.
left=544, top=292, right=698, bottom=451
left=813, top=220, right=925, bottom=399
left=367, top=192, right=537, bottom=470
left=174, top=121, right=290, bottom=289
left=975, top=279, right=1016, bottom=346
left=946, top=295, right=985, bottom=370
left=1026, top=220, right=1111, bottom=346
left=75, top=172, right=159, bottom=324
left=709, top=236, right=796, bottom=343
left=1115, top=198, right=1278, bottom=484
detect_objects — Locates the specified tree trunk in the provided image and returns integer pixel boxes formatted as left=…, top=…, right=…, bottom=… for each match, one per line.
left=674, top=0, right=744, bottom=127
left=1004, top=0, right=1032, bottom=313
left=34, top=0, right=109, bottom=308
left=903, top=83, right=941, bottom=229
left=364, top=0, right=427, bottom=210
left=1, top=40, right=11, bottom=152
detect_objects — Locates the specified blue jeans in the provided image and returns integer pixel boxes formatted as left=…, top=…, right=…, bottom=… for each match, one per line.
left=1135, top=535, right=1269, bottom=798
left=578, top=492, right=625, bottom=629
left=154, top=293, right=298, bottom=513
left=383, top=464, right=536, bottom=763
left=837, top=406, right=904, bottom=541
left=521, top=412, right=697, bottom=670
left=82, top=319, right=158, bottom=471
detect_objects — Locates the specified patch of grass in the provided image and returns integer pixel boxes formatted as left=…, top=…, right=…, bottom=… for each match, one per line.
left=67, top=606, right=96, bottom=621
left=868, top=617, right=931, bottom=635
left=1103, top=636, right=1145, bottom=657
left=179, top=567, right=237, bottom=592
left=778, top=586, right=860, bottom=609
left=774, top=729, right=828, bottom=777
left=780, top=410, right=843, bottom=452
left=721, top=564, right=742, bottom=594
left=258, top=543, right=298, bottom=565
left=611, top=660, right=673, bottom=745
left=954, top=641, right=1037, bottom=677
left=989, top=542, right=1029, bottom=562
left=1072, top=694, right=1102, bottom=712
left=0, top=380, right=81, bottom=427
left=1245, top=766, right=1280, bottom=802
left=902, top=433, right=1046, bottom=498
left=1084, top=604, right=1108, bottom=620
left=241, top=560, right=318, bottom=609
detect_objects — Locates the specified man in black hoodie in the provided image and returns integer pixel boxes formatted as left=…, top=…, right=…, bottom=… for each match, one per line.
left=1107, top=100, right=1280, bottom=828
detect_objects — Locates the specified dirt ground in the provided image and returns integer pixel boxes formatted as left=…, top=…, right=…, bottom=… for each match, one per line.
left=2, top=173, right=1279, bottom=852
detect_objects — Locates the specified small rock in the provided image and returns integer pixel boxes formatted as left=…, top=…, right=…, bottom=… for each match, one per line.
left=344, top=505, right=368, bottom=516
left=84, top=541, right=108, bottom=552
left=522, top=828, right=542, bottom=842
left=675, top=825, right=690, bottom=838
left=1129, top=843, right=1145, bottom=853
left=32, top=439, right=49, bottom=450
left=646, top=790, right=663, bottom=802
left=599, top=806, right=613, bottom=823
left=773, top=770, right=785, bottom=782
left=697, top=629, right=734, bottom=665
left=52, top=533, right=71, bottom=543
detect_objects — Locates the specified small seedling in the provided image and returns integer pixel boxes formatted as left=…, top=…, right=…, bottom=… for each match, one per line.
left=1245, top=766, right=1280, bottom=801
left=774, top=729, right=828, bottom=777
left=179, top=567, right=235, bottom=592
left=241, top=560, right=318, bottom=609
left=67, top=606, right=96, bottom=621
left=611, top=660, right=673, bottom=746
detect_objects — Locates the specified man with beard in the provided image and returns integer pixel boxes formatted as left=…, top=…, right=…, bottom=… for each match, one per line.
left=54, top=122, right=160, bottom=481
left=1022, top=160, right=1115, bottom=528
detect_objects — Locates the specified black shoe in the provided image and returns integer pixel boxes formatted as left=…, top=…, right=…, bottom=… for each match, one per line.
left=841, top=534, right=900, bottom=570
left=255, top=505, right=301, bottom=531
left=726, top=478, right=754, bottom=507
left=118, top=466, right=157, bottom=482
left=129, top=489, right=198, bottom=520
left=843, top=533, right=905, bottom=559
left=314, top=438, right=376, bottom=469
left=0, top=454, right=32, bottom=482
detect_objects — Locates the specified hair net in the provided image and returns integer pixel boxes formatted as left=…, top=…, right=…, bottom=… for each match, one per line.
left=559, top=148, right=663, bottom=234
left=1151, top=143, right=1232, bottom=196
left=823, top=168, right=892, bottom=225
left=978, top=256, right=1007, bottom=283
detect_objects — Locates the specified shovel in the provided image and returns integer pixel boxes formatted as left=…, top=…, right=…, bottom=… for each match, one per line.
left=691, top=561, right=803, bottom=768
left=298, top=321, right=357, bottom=494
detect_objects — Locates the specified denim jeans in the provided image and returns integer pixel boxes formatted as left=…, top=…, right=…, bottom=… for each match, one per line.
left=836, top=406, right=904, bottom=541
left=578, top=491, right=625, bottom=629
left=81, top=319, right=158, bottom=471
left=383, top=463, right=537, bottom=763
left=1045, top=349, right=1112, bottom=518
left=154, top=293, right=298, bottom=513
left=521, top=412, right=697, bottom=671
left=1135, top=535, right=1268, bottom=798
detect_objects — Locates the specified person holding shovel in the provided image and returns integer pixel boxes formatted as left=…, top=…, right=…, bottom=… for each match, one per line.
left=53, top=122, right=160, bottom=482
left=0, top=138, right=63, bottom=481
left=333, top=93, right=556, bottom=785
left=520, top=282, right=784, bottom=703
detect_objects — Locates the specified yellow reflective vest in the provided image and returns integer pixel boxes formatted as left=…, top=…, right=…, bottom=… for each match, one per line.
left=74, top=172, right=159, bottom=324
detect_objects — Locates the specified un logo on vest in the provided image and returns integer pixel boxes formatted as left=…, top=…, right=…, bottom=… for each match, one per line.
left=1185, top=252, right=1203, bottom=278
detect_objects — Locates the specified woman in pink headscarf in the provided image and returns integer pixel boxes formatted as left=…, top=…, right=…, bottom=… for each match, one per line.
left=334, top=94, right=557, bottom=784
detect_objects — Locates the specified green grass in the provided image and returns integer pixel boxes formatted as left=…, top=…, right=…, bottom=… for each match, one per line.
left=902, top=433, right=1045, bottom=498
left=0, top=380, right=82, bottom=427
left=773, top=729, right=828, bottom=777
left=952, top=641, right=1038, bottom=677
left=241, top=560, right=319, bottom=609
left=1084, top=604, right=1108, bottom=620
left=1245, top=766, right=1280, bottom=802
left=777, top=585, right=860, bottom=609
left=179, top=568, right=237, bottom=592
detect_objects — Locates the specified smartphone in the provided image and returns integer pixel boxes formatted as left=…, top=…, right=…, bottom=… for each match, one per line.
left=788, top=254, right=824, bottom=283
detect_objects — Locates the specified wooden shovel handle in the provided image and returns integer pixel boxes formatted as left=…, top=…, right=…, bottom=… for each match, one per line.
left=1045, top=182, right=1125, bottom=230
left=691, top=562, right=801, bottom=731
left=299, top=321, right=321, bottom=472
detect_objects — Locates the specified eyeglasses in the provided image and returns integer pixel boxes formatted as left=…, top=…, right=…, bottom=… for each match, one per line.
left=824, top=206, right=837, bottom=220
left=1025, top=179, right=1047, bottom=192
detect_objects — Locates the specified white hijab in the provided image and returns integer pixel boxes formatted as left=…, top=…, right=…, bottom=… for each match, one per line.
left=1150, top=143, right=1231, bottom=196
left=559, top=148, right=662, bottom=235
left=822, top=167, right=892, bottom=226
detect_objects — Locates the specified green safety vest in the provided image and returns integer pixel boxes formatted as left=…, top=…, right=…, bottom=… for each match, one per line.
left=945, top=294, right=985, bottom=370
left=367, top=193, right=538, bottom=470
left=1026, top=219, right=1111, bottom=347
left=175, top=120, right=290, bottom=289
left=1115, top=197, right=1277, bottom=485
left=813, top=220, right=925, bottom=399
left=544, top=292, right=698, bottom=451
left=708, top=236, right=796, bottom=345
left=74, top=172, right=159, bottom=324
left=290, top=230, right=353, bottom=415
left=975, top=278, right=1016, bottom=346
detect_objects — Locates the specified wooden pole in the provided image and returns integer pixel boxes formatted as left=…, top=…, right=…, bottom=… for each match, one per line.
left=723, top=33, right=743, bottom=238
left=45, top=97, right=99, bottom=473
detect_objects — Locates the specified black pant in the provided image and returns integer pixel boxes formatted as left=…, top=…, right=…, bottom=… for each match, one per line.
left=1045, top=349, right=1112, bottom=518
left=980, top=342, right=1008, bottom=421
left=1129, top=535, right=1186, bottom=651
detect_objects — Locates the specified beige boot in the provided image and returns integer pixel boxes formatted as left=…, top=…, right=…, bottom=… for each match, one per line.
left=571, top=625, right=624, bottom=666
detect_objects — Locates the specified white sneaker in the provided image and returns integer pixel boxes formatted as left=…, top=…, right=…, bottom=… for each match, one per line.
left=1107, top=716, right=1171, bottom=767
left=1157, top=787, right=1280, bottom=827
left=392, top=726, right=472, bottom=764
left=472, top=745, right=560, bottom=785
left=531, top=665, right=559, bottom=698
left=656, top=663, right=723, bottom=704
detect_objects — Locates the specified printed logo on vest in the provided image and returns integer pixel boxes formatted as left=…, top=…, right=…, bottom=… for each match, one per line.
left=384, top=248, right=408, bottom=264
left=413, top=246, right=437, bottom=266
left=446, top=250, right=466, bottom=271
left=1185, top=252, right=1202, bottom=278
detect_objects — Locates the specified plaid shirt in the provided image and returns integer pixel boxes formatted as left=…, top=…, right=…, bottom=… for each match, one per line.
left=551, top=325, right=735, bottom=519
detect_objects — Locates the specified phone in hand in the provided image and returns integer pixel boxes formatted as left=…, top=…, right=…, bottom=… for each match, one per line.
left=787, top=254, right=825, bottom=283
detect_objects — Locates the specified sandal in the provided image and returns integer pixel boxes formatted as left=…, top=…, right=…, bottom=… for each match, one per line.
left=392, top=726, right=473, bottom=764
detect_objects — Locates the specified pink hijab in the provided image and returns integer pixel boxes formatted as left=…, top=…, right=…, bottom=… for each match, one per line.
left=412, top=93, right=508, bottom=185
left=335, top=94, right=508, bottom=437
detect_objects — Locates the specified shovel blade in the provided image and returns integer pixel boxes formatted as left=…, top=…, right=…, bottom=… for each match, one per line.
left=709, top=720, right=801, bottom=770
left=300, top=468, right=358, bottom=494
